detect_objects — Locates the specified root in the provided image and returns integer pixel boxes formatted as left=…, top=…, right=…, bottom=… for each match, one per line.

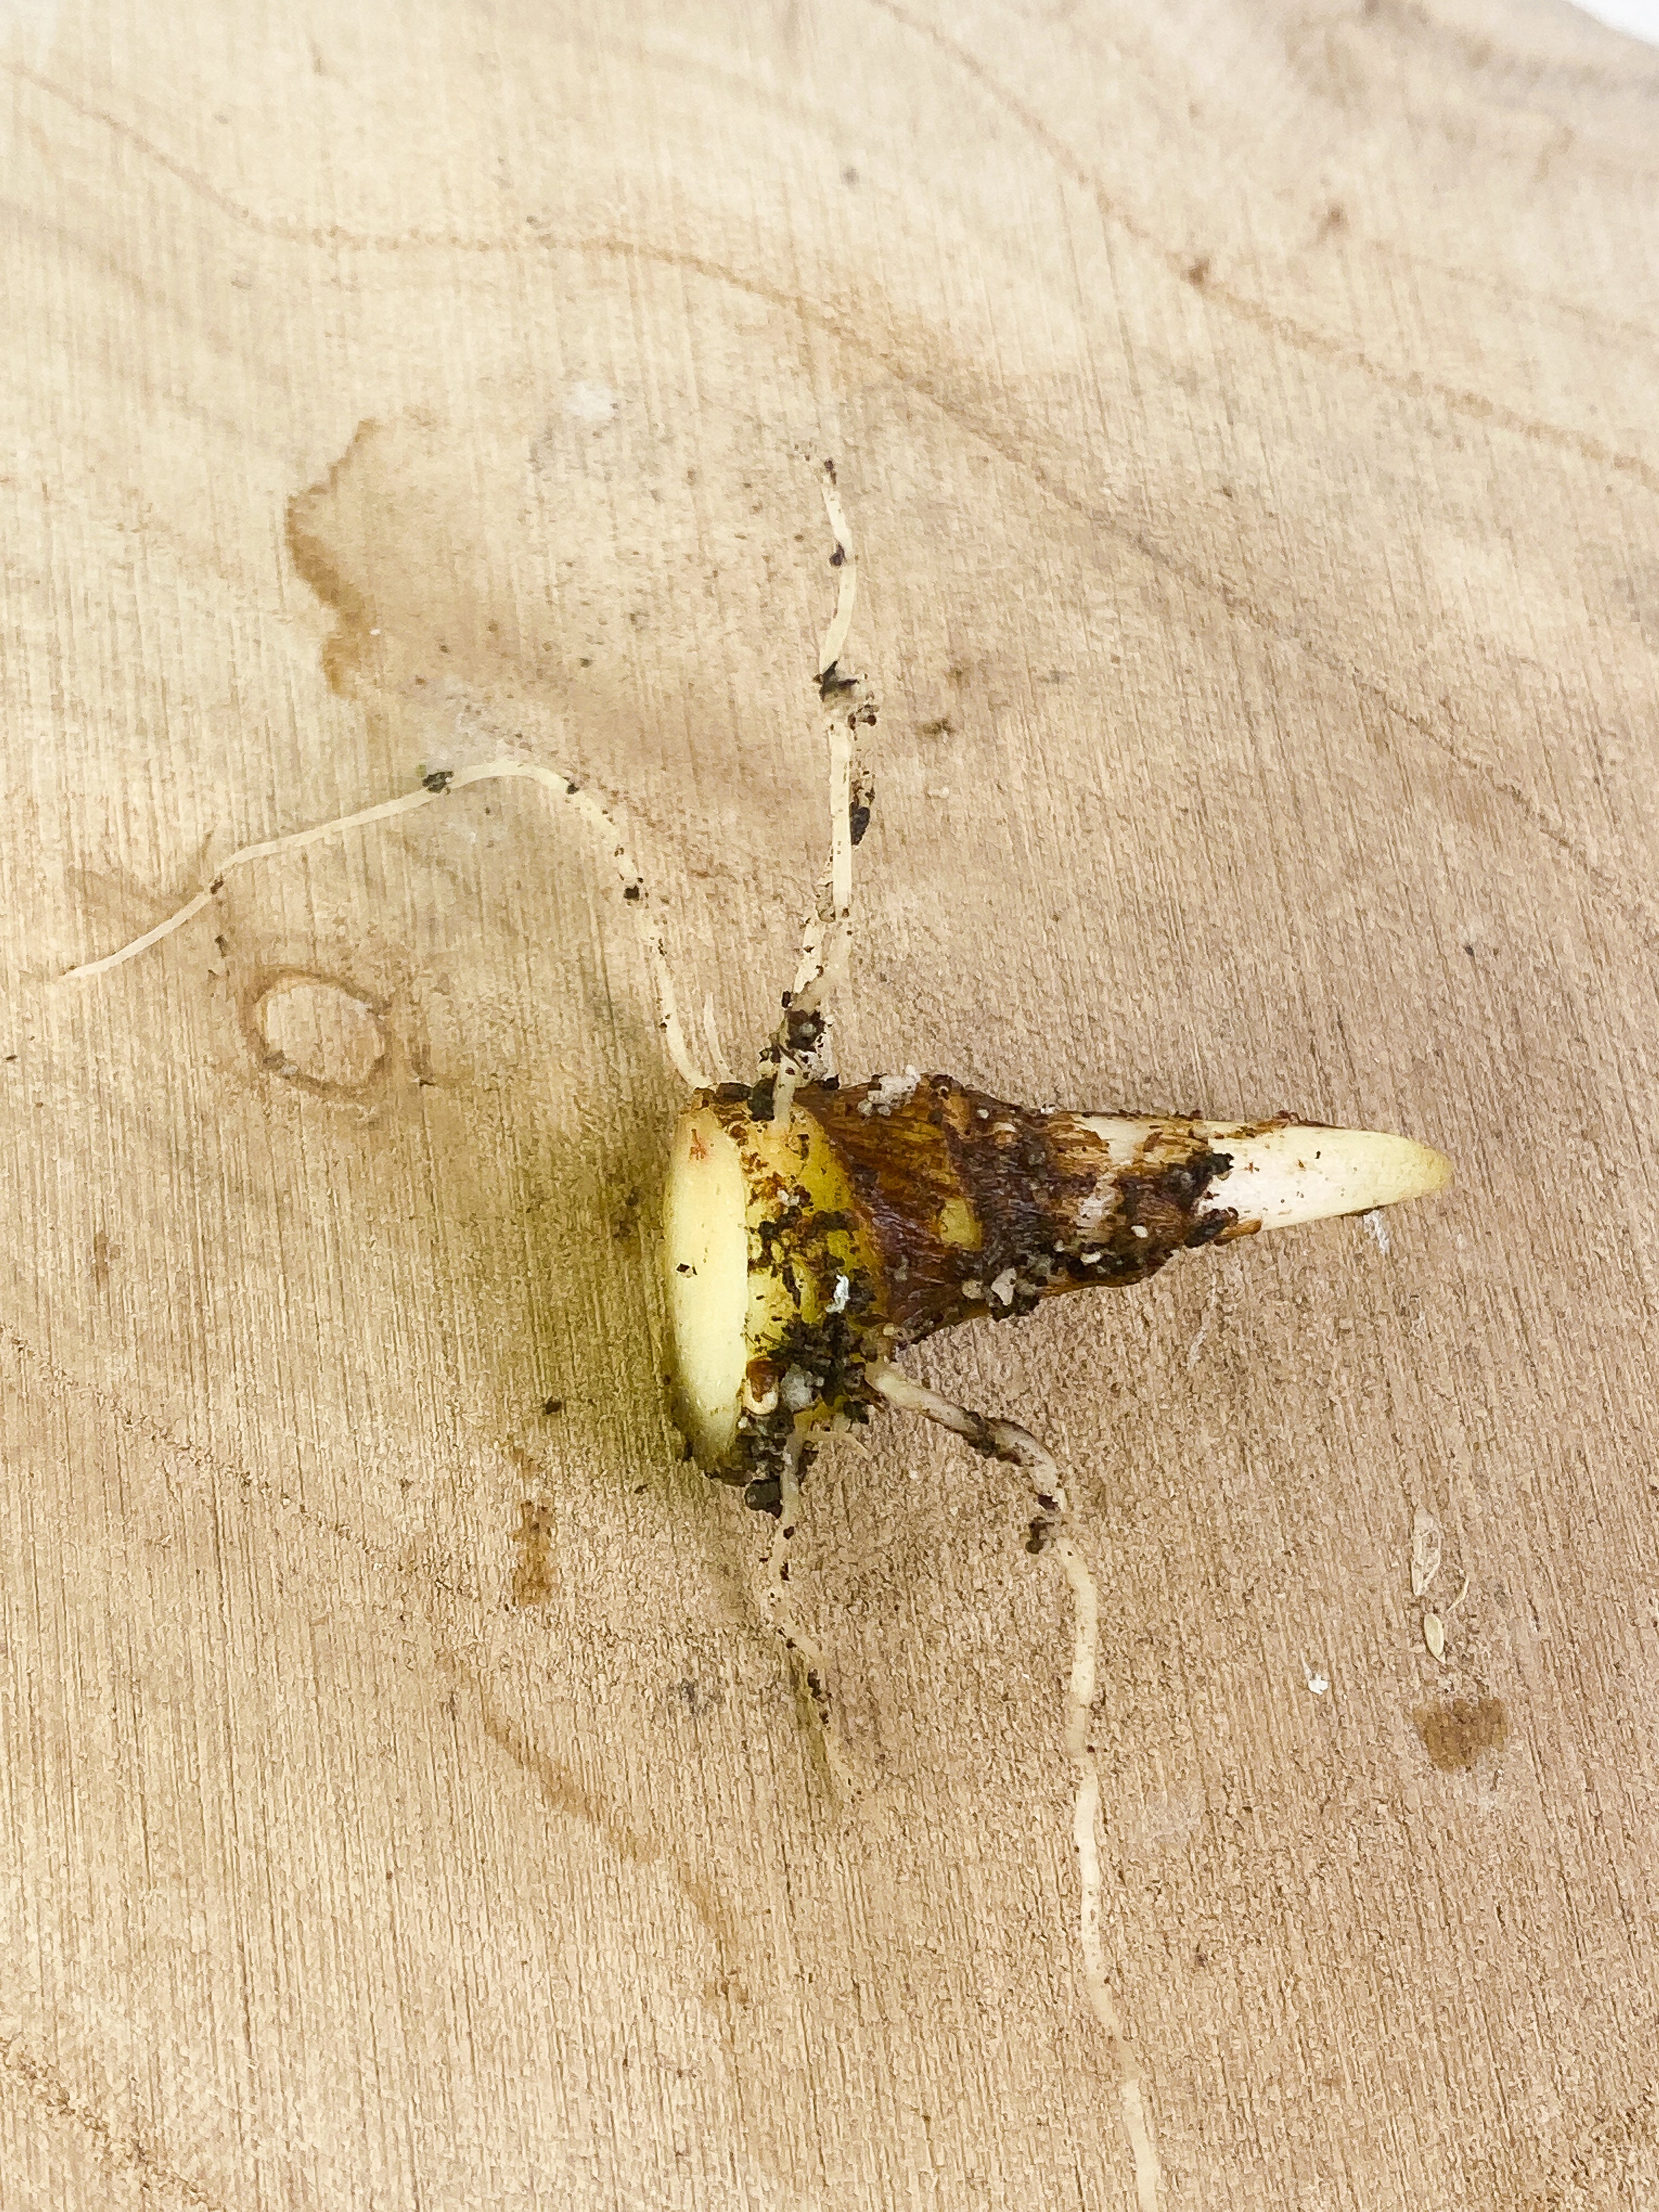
left=865, top=1360, right=1164, bottom=2212
left=768, top=460, right=877, bottom=1099
left=60, top=755, right=710, bottom=1090
left=756, top=1438, right=856, bottom=1799
left=701, top=994, right=733, bottom=1084
left=816, top=465, right=859, bottom=681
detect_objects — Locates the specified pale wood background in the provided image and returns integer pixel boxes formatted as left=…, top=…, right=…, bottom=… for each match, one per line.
left=4, top=1, right=1659, bottom=2205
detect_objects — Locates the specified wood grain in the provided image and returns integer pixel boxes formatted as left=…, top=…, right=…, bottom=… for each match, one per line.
left=4, top=1, right=1659, bottom=2204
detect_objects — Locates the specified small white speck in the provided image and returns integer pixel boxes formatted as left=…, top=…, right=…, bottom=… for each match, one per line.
left=1363, top=1208, right=1391, bottom=1254
left=858, top=1066, right=920, bottom=1116
left=1305, top=1667, right=1329, bottom=1696
left=779, top=1366, right=817, bottom=1414
left=831, top=1275, right=850, bottom=1312
left=566, top=381, right=617, bottom=424
left=369, top=627, right=381, bottom=636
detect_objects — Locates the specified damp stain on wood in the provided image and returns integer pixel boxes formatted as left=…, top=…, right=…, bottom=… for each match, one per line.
left=250, top=974, right=389, bottom=1095
left=284, top=418, right=384, bottom=695
left=1414, top=1695, right=1509, bottom=1773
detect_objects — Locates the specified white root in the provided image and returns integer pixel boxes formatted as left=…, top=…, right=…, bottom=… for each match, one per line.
left=647, top=935, right=708, bottom=1093
left=701, top=995, right=733, bottom=1084
left=816, top=713, right=857, bottom=1014
left=60, top=755, right=712, bottom=1091
left=770, top=1057, right=802, bottom=1131
left=865, top=1360, right=1163, bottom=2212
left=773, top=460, right=873, bottom=1089
left=817, top=465, right=859, bottom=681
left=864, top=1362, right=1069, bottom=1520
left=758, top=1446, right=810, bottom=1679
left=756, top=1436, right=859, bottom=1797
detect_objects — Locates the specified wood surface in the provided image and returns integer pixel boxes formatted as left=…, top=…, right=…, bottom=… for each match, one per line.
left=5, top=1, right=1659, bottom=2205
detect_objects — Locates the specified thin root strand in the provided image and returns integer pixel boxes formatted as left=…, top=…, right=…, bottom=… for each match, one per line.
left=756, top=1436, right=855, bottom=1796
left=816, top=460, right=858, bottom=683
left=60, top=754, right=712, bottom=1091
left=864, top=1358, right=1163, bottom=2212
left=772, top=460, right=876, bottom=1092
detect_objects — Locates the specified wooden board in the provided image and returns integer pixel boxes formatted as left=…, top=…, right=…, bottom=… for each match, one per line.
left=5, top=1, right=1659, bottom=2204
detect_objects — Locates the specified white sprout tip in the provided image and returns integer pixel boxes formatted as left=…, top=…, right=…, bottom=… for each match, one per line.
left=1198, top=1122, right=1452, bottom=1231
left=1073, top=1116, right=1452, bottom=1232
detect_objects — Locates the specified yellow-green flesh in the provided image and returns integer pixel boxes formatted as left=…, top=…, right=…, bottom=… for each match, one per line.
left=662, top=1107, right=751, bottom=1466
